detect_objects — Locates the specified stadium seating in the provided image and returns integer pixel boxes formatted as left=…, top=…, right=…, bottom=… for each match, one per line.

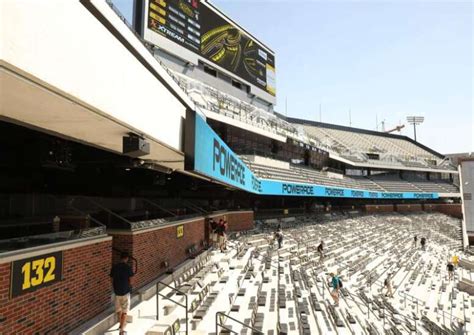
left=170, top=71, right=305, bottom=142
left=303, top=125, right=442, bottom=164
left=105, top=212, right=473, bottom=335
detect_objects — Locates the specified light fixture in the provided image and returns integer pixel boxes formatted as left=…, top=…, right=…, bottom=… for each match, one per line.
left=406, top=116, right=425, bottom=142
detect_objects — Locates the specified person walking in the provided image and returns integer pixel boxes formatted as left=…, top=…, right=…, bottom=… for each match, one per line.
left=413, top=235, right=418, bottom=248
left=209, top=219, right=218, bottom=248
left=110, top=252, right=134, bottom=335
left=447, top=261, right=455, bottom=281
left=216, top=220, right=225, bottom=252
left=276, top=229, right=283, bottom=249
left=329, top=272, right=341, bottom=307
left=317, top=241, right=324, bottom=263
left=222, top=220, right=228, bottom=251
left=452, top=254, right=460, bottom=268
left=420, top=237, right=426, bottom=250
left=383, top=274, right=394, bottom=298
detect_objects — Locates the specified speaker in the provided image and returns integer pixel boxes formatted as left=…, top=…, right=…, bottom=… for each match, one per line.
left=123, top=135, right=150, bottom=157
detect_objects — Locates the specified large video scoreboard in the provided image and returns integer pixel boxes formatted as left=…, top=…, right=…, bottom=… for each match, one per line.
left=142, top=0, right=276, bottom=98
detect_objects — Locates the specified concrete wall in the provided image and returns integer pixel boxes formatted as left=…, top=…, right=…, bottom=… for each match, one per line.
left=1, top=0, right=189, bottom=153
left=460, top=160, right=474, bottom=245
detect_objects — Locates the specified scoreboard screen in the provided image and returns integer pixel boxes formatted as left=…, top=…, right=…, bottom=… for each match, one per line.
left=144, top=0, right=276, bottom=97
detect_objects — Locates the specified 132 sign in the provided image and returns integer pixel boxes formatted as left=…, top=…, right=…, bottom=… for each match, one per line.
left=10, top=251, right=63, bottom=298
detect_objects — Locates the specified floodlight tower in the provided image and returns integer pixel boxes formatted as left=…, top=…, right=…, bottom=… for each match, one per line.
left=406, top=116, right=424, bottom=142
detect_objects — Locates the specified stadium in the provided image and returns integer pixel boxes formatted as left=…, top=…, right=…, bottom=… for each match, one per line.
left=0, top=1, right=473, bottom=334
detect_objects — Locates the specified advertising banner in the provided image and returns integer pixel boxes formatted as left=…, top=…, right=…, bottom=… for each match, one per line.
left=144, top=0, right=276, bottom=96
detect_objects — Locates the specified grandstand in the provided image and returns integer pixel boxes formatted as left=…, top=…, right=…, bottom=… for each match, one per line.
left=166, top=69, right=455, bottom=172
left=0, top=1, right=470, bottom=335
left=169, top=70, right=456, bottom=174
left=101, top=212, right=473, bottom=335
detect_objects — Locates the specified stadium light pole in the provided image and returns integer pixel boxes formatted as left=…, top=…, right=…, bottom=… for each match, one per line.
left=406, top=116, right=424, bottom=142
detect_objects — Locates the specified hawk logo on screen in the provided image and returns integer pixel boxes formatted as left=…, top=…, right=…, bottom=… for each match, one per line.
left=201, top=24, right=242, bottom=71
left=201, top=25, right=269, bottom=85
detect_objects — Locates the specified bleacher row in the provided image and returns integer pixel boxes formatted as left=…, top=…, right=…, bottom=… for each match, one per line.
left=106, top=212, right=472, bottom=334
left=241, top=157, right=459, bottom=194
left=303, top=125, right=440, bottom=163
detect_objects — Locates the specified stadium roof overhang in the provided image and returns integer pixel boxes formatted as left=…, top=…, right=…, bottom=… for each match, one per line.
left=0, top=0, right=212, bottom=172
left=0, top=64, right=184, bottom=171
left=204, top=110, right=287, bottom=142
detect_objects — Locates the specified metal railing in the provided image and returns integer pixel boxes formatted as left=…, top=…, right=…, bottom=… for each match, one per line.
left=397, top=290, right=464, bottom=327
left=215, top=311, right=263, bottom=335
left=156, top=281, right=189, bottom=335
left=69, top=196, right=132, bottom=228
left=142, top=199, right=178, bottom=217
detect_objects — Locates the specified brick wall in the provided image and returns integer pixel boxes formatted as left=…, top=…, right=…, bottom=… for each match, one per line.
left=365, top=203, right=463, bottom=218
left=422, top=204, right=437, bottom=211
left=109, top=211, right=254, bottom=290
left=422, top=203, right=463, bottom=218
left=395, top=204, right=423, bottom=212
left=364, top=204, right=395, bottom=213
left=111, top=218, right=205, bottom=290
left=209, top=211, right=254, bottom=231
left=0, top=238, right=112, bottom=334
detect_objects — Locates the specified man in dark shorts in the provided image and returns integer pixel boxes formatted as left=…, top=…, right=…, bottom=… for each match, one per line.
left=383, top=274, right=394, bottom=298
left=317, top=241, right=324, bottom=263
left=413, top=235, right=418, bottom=247
left=110, top=252, right=134, bottom=335
left=420, top=237, right=426, bottom=250
left=447, top=261, right=454, bottom=281
left=276, top=229, right=283, bottom=249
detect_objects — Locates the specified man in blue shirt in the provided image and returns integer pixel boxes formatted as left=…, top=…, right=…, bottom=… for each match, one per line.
left=110, top=252, right=134, bottom=335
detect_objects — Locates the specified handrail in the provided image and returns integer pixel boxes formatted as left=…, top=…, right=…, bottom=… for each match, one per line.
left=182, top=199, right=207, bottom=215
left=397, top=290, right=464, bottom=325
left=434, top=302, right=465, bottom=325
left=253, top=253, right=280, bottom=270
left=156, top=280, right=189, bottom=335
left=344, top=290, right=379, bottom=321
left=276, top=251, right=282, bottom=335
left=45, top=193, right=105, bottom=228
left=216, top=311, right=264, bottom=335
left=142, top=198, right=177, bottom=217
left=70, top=196, right=132, bottom=227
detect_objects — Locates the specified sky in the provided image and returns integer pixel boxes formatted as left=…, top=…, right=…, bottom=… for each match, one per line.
left=112, top=0, right=473, bottom=154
